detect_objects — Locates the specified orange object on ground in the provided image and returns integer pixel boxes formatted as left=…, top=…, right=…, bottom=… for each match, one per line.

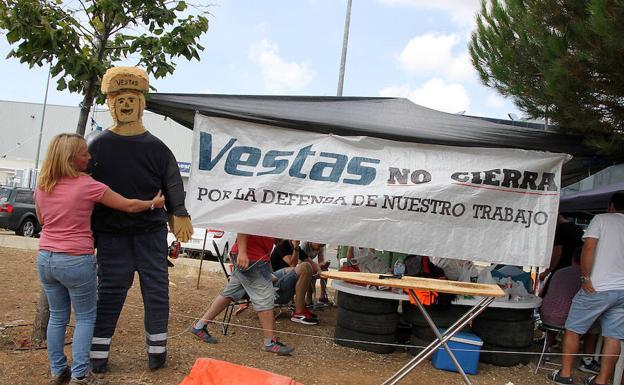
left=178, top=358, right=305, bottom=385
left=405, top=289, right=439, bottom=306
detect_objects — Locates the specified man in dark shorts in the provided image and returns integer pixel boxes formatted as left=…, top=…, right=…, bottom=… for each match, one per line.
left=270, top=240, right=318, bottom=325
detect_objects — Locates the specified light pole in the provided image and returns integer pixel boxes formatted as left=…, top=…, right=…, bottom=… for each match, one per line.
left=337, top=0, right=352, bottom=97
left=32, top=66, right=51, bottom=187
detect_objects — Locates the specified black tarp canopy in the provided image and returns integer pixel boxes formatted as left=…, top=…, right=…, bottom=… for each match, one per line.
left=560, top=181, right=624, bottom=215
left=146, top=94, right=606, bottom=187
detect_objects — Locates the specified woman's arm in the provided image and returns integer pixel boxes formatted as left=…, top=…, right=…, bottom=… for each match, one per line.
left=99, top=189, right=165, bottom=213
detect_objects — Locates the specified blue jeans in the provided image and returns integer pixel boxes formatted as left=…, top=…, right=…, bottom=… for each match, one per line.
left=37, top=251, right=97, bottom=378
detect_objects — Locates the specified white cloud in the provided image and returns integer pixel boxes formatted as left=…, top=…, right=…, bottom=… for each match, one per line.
left=398, top=33, right=473, bottom=81
left=379, top=0, right=481, bottom=27
left=486, top=93, right=506, bottom=109
left=248, top=39, right=314, bottom=94
left=379, top=78, right=470, bottom=113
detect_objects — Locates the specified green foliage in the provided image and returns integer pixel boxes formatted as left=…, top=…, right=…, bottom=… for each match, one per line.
left=0, top=0, right=210, bottom=134
left=469, top=0, right=624, bottom=159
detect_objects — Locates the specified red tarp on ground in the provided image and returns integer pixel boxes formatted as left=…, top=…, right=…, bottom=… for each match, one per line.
left=178, top=358, right=305, bottom=385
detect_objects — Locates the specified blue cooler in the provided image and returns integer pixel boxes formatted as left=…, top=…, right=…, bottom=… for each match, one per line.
left=431, top=329, right=483, bottom=375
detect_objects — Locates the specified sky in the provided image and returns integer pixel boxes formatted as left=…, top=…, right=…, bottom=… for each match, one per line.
left=0, top=0, right=521, bottom=119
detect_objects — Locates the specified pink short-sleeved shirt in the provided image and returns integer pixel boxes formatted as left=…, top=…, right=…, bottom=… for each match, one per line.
left=35, top=175, right=108, bottom=255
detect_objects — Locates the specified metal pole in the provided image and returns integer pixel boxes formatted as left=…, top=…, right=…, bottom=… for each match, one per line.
left=196, top=229, right=209, bottom=289
left=34, top=66, right=51, bottom=172
left=336, top=0, right=352, bottom=96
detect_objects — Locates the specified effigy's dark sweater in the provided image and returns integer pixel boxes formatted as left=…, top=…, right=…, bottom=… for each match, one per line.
left=89, top=130, right=188, bottom=234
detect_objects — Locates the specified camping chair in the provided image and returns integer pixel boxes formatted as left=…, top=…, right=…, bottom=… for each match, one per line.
left=534, top=321, right=566, bottom=374
left=213, top=240, right=250, bottom=336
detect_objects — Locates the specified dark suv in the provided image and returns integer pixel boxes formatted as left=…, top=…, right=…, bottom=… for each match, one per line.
left=0, top=186, right=40, bottom=237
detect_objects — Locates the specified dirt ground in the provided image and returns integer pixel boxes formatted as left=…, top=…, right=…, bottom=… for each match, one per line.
left=0, top=247, right=566, bottom=385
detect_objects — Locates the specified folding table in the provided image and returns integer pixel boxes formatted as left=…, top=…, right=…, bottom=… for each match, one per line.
left=321, top=271, right=505, bottom=385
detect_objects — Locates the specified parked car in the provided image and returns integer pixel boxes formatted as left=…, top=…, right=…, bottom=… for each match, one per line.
left=0, top=186, right=40, bottom=237
left=167, top=227, right=236, bottom=260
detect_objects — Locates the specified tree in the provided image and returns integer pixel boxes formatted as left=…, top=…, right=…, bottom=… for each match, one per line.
left=469, top=0, right=624, bottom=159
left=0, top=0, right=210, bottom=135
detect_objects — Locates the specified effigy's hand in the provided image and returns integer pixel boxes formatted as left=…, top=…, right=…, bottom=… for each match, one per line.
left=169, top=215, right=193, bottom=242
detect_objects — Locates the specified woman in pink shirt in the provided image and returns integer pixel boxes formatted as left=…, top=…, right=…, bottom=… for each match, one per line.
left=35, top=133, right=165, bottom=385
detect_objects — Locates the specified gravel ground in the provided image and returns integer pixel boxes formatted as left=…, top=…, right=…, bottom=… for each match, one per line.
left=0, top=246, right=569, bottom=385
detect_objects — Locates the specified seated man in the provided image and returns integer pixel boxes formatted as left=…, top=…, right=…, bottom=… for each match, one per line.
left=540, top=247, right=600, bottom=374
left=273, top=263, right=317, bottom=325
left=300, top=241, right=331, bottom=304
left=190, top=233, right=294, bottom=355
left=270, top=239, right=318, bottom=324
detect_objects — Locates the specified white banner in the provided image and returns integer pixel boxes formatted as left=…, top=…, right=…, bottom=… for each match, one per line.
left=186, top=114, right=571, bottom=267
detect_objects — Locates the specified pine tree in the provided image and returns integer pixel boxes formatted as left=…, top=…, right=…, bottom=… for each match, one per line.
left=469, top=0, right=624, bottom=159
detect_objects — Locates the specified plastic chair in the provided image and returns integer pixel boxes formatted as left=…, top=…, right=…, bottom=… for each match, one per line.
left=212, top=240, right=250, bottom=335
left=534, top=322, right=566, bottom=374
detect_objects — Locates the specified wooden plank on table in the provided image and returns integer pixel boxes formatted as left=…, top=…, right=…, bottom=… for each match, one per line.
left=321, top=271, right=505, bottom=298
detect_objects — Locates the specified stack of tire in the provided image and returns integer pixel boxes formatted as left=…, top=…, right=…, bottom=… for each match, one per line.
left=334, top=291, right=399, bottom=354
left=401, top=304, right=470, bottom=356
left=472, top=308, right=533, bottom=367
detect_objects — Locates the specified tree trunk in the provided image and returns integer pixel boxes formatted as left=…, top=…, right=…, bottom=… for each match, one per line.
left=76, top=37, right=109, bottom=136
left=32, top=290, right=49, bottom=343
left=76, top=78, right=97, bottom=136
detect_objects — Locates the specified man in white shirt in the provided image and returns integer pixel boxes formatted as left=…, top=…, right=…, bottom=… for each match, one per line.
left=551, top=192, right=624, bottom=385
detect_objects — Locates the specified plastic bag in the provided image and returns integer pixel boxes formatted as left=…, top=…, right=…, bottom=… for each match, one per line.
left=509, top=281, right=529, bottom=299
left=477, top=266, right=496, bottom=285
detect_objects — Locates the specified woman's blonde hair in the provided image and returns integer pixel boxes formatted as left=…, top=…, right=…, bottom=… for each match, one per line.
left=37, top=133, right=86, bottom=192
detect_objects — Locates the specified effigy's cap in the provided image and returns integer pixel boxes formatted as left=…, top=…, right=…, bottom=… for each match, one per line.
left=101, top=66, right=149, bottom=94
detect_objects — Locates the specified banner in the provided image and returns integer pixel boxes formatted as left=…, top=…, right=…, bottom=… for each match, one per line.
left=186, top=114, right=571, bottom=267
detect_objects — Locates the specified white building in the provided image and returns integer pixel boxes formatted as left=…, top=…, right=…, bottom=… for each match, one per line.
left=0, top=100, right=193, bottom=188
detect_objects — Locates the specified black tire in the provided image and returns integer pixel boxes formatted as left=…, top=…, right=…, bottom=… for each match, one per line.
left=408, top=335, right=432, bottom=356
left=480, top=343, right=532, bottom=367
left=337, top=307, right=398, bottom=335
left=411, top=325, right=436, bottom=342
left=17, top=217, right=36, bottom=237
left=337, top=291, right=398, bottom=315
left=334, top=325, right=396, bottom=354
left=472, top=318, right=534, bottom=348
left=402, top=304, right=469, bottom=328
left=397, top=322, right=412, bottom=346
left=477, top=307, right=532, bottom=322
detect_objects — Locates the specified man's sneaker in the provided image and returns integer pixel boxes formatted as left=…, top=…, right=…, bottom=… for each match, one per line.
left=291, top=311, right=319, bottom=325
left=550, top=370, right=574, bottom=385
left=262, top=338, right=294, bottom=356
left=49, top=366, right=71, bottom=385
left=69, top=372, right=108, bottom=385
left=582, top=375, right=605, bottom=385
left=578, top=360, right=601, bottom=375
left=190, top=324, right=218, bottom=344
left=303, top=309, right=318, bottom=319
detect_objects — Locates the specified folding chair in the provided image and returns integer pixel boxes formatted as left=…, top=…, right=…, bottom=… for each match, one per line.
left=212, top=240, right=250, bottom=335
left=534, top=321, right=565, bottom=374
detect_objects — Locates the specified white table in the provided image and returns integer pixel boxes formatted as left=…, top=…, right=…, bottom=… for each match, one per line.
left=332, top=279, right=542, bottom=309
